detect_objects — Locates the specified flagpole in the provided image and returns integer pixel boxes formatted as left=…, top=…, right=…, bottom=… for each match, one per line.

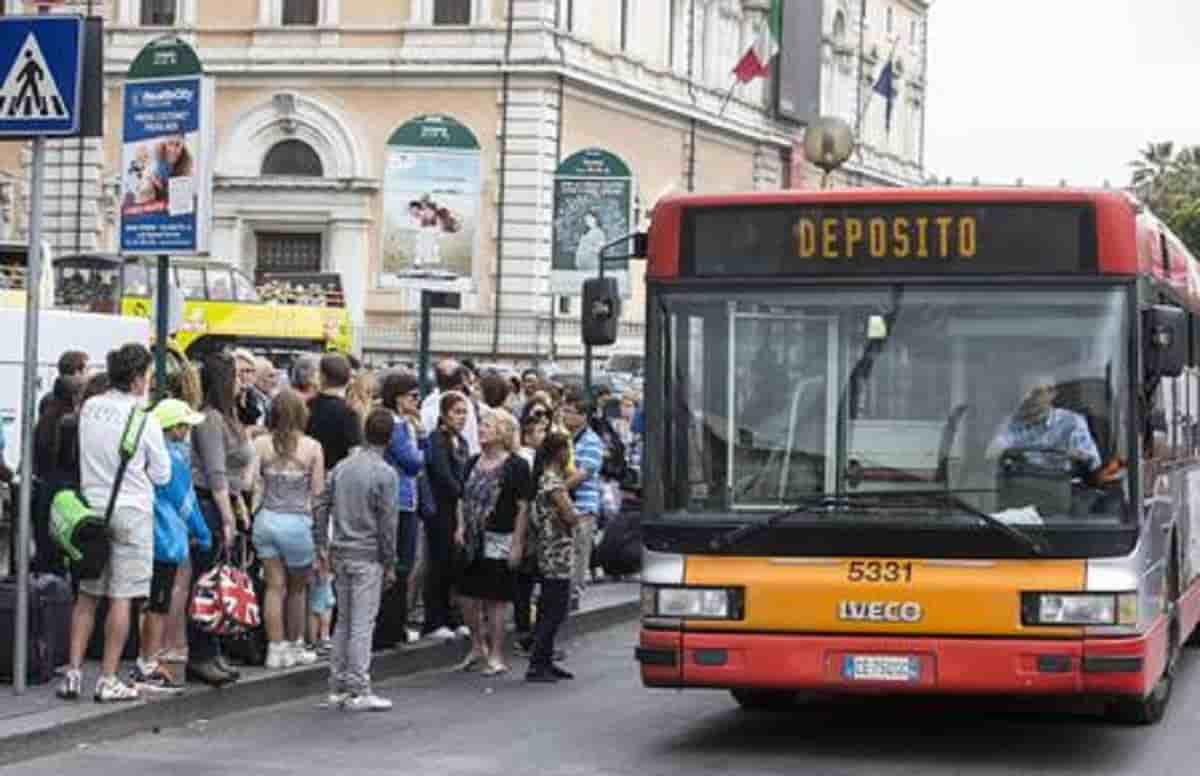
left=717, top=79, right=737, bottom=117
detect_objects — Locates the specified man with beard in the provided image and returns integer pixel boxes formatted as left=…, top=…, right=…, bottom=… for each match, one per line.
left=986, top=374, right=1101, bottom=474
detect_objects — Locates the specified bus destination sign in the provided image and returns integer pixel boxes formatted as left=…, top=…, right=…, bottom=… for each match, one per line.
left=684, top=203, right=1097, bottom=277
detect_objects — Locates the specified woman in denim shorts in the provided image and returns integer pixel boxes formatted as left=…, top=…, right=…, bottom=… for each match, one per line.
left=248, top=389, right=326, bottom=670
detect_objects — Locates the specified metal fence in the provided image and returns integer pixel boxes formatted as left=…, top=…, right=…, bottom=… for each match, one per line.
left=357, top=312, right=645, bottom=365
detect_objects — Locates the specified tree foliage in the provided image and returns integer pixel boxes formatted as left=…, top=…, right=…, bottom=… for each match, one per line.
left=1129, top=141, right=1200, bottom=251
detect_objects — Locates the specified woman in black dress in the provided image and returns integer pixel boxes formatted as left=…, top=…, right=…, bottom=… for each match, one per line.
left=458, top=407, right=532, bottom=675
left=423, top=391, right=470, bottom=640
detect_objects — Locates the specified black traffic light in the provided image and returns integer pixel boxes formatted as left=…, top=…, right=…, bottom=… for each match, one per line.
left=581, top=277, right=620, bottom=346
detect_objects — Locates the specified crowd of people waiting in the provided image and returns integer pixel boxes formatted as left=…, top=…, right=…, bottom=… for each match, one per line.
left=20, top=345, right=642, bottom=710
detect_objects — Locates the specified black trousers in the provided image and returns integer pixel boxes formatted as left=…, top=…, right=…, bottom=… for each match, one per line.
left=513, top=571, right=536, bottom=635
left=374, top=510, right=415, bottom=647
left=531, top=577, right=569, bottom=667
left=31, top=479, right=66, bottom=577
left=421, top=509, right=455, bottom=634
left=187, top=496, right=225, bottom=662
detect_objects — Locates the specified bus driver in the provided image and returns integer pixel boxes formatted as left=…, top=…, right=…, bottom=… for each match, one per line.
left=986, top=374, right=1102, bottom=474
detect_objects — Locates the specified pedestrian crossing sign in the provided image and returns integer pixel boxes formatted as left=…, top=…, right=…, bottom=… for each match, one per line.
left=0, top=15, right=82, bottom=136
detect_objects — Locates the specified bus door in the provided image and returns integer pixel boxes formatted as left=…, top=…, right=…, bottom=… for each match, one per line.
left=728, top=308, right=839, bottom=507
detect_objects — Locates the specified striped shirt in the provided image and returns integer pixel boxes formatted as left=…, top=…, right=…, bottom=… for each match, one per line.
left=572, top=427, right=605, bottom=516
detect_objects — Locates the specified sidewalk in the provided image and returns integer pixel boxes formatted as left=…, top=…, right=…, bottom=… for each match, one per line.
left=0, top=581, right=640, bottom=767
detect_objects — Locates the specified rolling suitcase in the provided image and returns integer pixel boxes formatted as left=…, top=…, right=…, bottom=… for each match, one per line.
left=0, top=574, right=73, bottom=684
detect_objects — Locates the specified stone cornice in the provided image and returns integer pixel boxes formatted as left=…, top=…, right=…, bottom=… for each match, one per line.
left=214, top=176, right=379, bottom=192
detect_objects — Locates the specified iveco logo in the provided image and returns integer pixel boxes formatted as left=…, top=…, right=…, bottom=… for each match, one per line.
left=838, top=600, right=924, bottom=623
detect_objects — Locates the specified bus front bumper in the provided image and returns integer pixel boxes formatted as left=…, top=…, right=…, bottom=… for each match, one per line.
left=637, top=620, right=1166, bottom=698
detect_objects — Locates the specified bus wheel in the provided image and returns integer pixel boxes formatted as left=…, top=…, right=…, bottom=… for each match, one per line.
left=1107, top=559, right=1180, bottom=725
left=730, top=689, right=797, bottom=711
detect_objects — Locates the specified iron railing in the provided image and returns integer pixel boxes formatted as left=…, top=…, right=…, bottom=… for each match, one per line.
left=358, top=312, right=645, bottom=365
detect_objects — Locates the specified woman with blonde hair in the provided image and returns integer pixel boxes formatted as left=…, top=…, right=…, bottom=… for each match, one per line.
left=457, top=407, right=533, bottom=675
left=248, top=388, right=326, bottom=669
left=346, top=369, right=378, bottom=426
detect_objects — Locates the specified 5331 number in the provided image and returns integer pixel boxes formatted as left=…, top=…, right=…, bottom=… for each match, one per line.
left=847, top=560, right=913, bottom=583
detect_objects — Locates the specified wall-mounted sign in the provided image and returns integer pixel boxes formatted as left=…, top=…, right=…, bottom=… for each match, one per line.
left=379, top=114, right=481, bottom=289
left=552, top=148, right=633, bottom=297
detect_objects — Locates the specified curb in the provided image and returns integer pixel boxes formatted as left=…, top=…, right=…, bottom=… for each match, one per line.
left=0, top=596, right=639, bottom=767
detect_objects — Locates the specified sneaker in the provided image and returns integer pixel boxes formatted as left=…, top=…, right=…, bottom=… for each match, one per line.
left=319, top=692, right=350, bottom=709
left=290, top=641, right=319, bottom=666
left=135, top=667, right=185, bottom=695
left=427, top=627, right=457, bottom=642
left=525, top=665, right=559, bottom=683
left=344, top=693, right=393, bottom=712
left=266, top=642, right=296, bottom=670
left=94, top=675, right=140, bottom=704
left=57, top=668, right=82, bottom=700
left=455, top=625, right=471, bottom=639
left=550, top=664, right=575, bottom=680
left=404, top=628, right=420, bottom=645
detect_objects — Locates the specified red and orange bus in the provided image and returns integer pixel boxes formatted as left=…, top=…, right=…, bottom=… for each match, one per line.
left=631, top=187, right=1200, bottom=723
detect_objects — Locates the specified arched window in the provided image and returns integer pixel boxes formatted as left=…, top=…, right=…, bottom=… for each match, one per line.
left=886, top=7, right=894, bottom=35
left=261, top=140, right=324, bottom=177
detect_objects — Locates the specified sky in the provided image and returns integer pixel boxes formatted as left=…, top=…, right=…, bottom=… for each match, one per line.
left=924, top=1, right=1200, bottom=188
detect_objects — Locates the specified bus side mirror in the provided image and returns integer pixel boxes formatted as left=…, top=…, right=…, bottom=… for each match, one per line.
left=1143, top=305, right=1186, bottom=380
left=582, top=277, right=621, bottom=347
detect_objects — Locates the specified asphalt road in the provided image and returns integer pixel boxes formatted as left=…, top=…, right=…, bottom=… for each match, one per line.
left=7, top=621, right=1200, bottom=776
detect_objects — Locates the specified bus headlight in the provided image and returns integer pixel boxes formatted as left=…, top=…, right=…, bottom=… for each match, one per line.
left=1022, top=592, right=1137, bottom=626
left=642, top=586, right=743, bottom=620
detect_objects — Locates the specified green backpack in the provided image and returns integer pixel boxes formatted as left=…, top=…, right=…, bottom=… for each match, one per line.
left=49, top=407, right=150, bottom=577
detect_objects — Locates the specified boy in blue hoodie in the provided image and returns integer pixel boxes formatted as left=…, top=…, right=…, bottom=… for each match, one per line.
left=131, top=400, right=210, bottom=692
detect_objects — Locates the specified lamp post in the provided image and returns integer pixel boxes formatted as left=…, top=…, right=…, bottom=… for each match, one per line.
left=802, top=116, right=855, bottom=189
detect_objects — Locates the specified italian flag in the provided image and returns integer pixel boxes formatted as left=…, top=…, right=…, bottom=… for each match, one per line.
left=732, top=0, right=782, bottom=83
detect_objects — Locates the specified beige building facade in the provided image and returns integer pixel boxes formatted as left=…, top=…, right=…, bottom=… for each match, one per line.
left=0, top=0, right=928, bottom=361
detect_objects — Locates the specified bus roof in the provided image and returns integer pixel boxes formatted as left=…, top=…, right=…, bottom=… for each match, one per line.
left=647, top=187, right=1199, bottom=303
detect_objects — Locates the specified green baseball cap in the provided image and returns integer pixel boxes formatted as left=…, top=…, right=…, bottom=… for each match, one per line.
left=153, top=399, right=205, bottom=430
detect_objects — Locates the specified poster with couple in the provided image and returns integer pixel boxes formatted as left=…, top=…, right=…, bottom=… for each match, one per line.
left=379, top=114, right=482, bottom=288
left=119, top=72, right=214, bottom=255
left=552, top=148, right=633, bottom=297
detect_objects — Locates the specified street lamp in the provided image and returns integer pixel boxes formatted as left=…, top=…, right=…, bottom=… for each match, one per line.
left=802, top=116, right=855, bottom=189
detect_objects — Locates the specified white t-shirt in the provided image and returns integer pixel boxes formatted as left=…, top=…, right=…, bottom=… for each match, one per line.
left=420, top=389, right=480, bottom=456
left=79, top=389, right=171, bottom=516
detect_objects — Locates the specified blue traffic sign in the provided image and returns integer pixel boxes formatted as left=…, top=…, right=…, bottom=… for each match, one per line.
left=0, top=15, right=82, bottom=136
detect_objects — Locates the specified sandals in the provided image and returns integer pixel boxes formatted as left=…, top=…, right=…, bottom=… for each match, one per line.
left=482, top=662, right=510, bottom=677
left=458, top=653, right=488, bottom=672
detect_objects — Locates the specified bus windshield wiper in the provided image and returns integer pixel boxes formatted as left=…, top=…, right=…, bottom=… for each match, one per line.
left=905, top=490, right=1048, bottom=556
left=708, top=495, right=878, bottom=552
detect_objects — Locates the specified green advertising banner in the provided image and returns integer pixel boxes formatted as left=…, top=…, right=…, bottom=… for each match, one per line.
left=379, top=114, right=482, bottom=289
left=552, top=148, right=633, bottom=297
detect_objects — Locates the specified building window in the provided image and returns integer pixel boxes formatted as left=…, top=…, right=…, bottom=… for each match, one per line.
left=886, top=6, right=893, bottom=35
left=833, top=10, right=846, bottom=44
left=434, top=0, right=471, bottom=25
left=141, top=0, right=176, bottom=25
left=256, top=233, right=323, bottom=280
left=261, top=140, right=324, bottom=177
left=282, top=0, right=319, bottom=25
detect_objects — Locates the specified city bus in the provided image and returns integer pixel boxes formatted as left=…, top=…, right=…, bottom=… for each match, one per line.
left=629, top=187, right=1200, bottom=724
left=52, top=254, right=352, bottom=361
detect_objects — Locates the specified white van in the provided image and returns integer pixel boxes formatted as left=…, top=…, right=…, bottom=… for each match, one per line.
left=0, top=308, right=151, bottom=470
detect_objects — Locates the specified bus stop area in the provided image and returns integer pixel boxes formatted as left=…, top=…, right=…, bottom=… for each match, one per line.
left=0, top=582, right=639, bottom=767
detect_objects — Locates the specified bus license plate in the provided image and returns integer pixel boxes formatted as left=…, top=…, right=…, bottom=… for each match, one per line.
left=841, top=655, right=920, bottom=682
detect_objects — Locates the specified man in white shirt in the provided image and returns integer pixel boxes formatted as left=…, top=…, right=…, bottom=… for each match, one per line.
left=59, top=344, right=171, bottom=704
left=419, top=358, right=480, bottom=455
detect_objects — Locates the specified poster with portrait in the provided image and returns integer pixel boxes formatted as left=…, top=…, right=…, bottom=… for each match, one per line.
left=119, top=74, right=214, bottom=254
left=379, top=115, right=482, bottom=288
left=552, top=148, right=633, bottom=297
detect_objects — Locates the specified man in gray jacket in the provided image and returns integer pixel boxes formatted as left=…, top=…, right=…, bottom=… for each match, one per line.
left=314, top=408, right=399, bottom=712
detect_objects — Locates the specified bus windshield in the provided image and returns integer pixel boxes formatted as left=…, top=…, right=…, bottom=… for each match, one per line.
left=655, top=284, right=1133, bottom=553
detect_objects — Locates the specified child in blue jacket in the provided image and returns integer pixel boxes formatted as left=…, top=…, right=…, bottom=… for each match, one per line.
left=132, top=400, right=210, bottom=692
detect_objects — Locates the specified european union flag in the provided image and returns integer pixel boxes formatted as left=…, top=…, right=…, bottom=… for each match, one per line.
left=873, top=59, right=897, bottom=133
